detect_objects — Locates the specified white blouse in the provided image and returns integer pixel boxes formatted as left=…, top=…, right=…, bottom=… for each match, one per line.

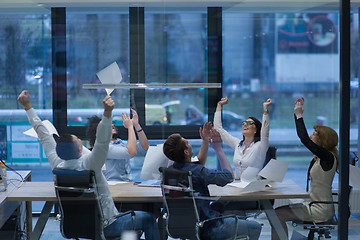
left=214, top=111, right=270, bottom=179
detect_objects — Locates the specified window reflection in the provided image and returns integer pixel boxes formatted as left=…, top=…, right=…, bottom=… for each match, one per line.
left=66, top=10, right=130, bottom=126
left=144, top=9, right=208, bottom=126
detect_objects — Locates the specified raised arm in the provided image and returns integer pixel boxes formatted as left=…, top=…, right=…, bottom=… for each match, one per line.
left=88, top=96, right=115, bottom=170
left=214, top=97, right=241, bottom=149
left=216, top=96, right=228, bottom=112
left=210, top=128, right=234, bottom=177
left=123, top=112, right=137, bottom=157
left=131, top=108, right=149, bottom=151
left=197, top=122, right=212, bottom=165
left=17, top=90, right=62, bottom=169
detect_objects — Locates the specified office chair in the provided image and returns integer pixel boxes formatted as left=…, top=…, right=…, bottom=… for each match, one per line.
left=159, top=167, right=248, bottom=240
left=53, top=168, right=136, bottom=240
left=293, top=152, right=358, bottom=240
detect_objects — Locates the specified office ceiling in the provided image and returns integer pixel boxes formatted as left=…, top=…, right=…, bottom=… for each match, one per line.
left=0, top=0, right=349, bottom=12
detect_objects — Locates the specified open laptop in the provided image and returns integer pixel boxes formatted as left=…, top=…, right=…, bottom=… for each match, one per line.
left=0, top=167, right=7, bottom=191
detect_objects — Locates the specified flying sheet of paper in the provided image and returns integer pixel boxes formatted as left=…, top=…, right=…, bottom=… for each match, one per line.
left=96, top=61, right=122, bottom=95
left=349, top=164, right=360, bottom=189
left=258, top=159, right=289, bottom=182
left=141, top=144, right=170, bottom=180
left=23, top=120, right=59, bottom=138
left=228, top=167, right=260, bottom=188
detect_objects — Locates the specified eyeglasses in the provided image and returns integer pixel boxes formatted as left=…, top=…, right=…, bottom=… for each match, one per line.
left=242, top=120, right=255, bottom=126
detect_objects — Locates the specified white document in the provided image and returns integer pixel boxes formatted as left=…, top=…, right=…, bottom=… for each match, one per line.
left=23, top=120, right=59, bottom=138
left=136, top=180, right=161, bottom=187
left=96, top=61, right=122, bottom=95
left=241, top=179, right=270, bottom=192
left=107, top=181, right=129, bottom=186
left=349, top=164, right=360, bottom=189
left=258, top=159, right=289, bottom=182
left=228, top=167, right=260, bottom=188
left=140, top=144, right=170, bottom=180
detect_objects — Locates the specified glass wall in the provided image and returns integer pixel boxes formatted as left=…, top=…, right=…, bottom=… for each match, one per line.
left=0, top=3, right=358, bottom=233
left=145, top=9, right=208, bottom=126
left=66, top=9, right=130, bottom=126
left=222, top=10, right=340, bottom=187
left=0, top=11, right=52, bottom=165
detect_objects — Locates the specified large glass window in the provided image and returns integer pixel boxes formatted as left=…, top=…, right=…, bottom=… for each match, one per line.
left=0, top=12, right=52, bottom=165
left=222, top=11, right=340, bottom=188
left=145, top=9, right=208, bottom=126
left=66, top=9, right=130, bottom=126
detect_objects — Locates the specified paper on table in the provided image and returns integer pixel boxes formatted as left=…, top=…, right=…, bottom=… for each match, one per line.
left=241, top=179, right=270, bottom=192
left=258, top=159, right=289, bottom=182
left=107, top=181, right=129, bottom=186
left=228, top=167, right=260, bottom=188
left=349, top=164, right=360, bottom=189
left=96, top=62, right=122, bottom=95
left=140, top=144, right=170, bottom=180
left=23, top=120, right=59, bottom=138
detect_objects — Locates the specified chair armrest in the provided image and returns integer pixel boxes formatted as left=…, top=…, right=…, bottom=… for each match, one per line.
left=114, top=210, right=136, bottom=219
left=197, top=214, right=240, bottom=239
left=199, top=214, right=238, bottom=226
left=105, top=211, right=136, bottom=230
left=55, top=185, right=95, bottom=194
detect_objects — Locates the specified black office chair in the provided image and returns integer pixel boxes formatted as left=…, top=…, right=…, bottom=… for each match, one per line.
left=293, top=152, right=358, bottom=240
left=159, top=167, right=248, bottom=240
left=53, top=168, right=136, bottom=240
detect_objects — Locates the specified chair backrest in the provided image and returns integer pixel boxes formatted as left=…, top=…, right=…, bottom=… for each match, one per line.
left=53, top=168, right=105, bottom=240
left=159, top=167, right=201, bottom=240
left=263, top=146, right=277, bottom=168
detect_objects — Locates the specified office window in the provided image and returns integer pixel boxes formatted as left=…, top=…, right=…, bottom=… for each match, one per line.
left=0, top=12, right=52, bottom=164
left=144, top=9, right=208, bottom=126
left=222, top=11, right=340, bottom=187
left=66, top=10, right=130, bottom=126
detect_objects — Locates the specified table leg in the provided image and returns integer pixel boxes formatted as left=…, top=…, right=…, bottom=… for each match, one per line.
left=260, top=199, right=288, bottom=240
left=26, top=200, right=32, bottom=237
left=29, top=201, right=54, bottom=240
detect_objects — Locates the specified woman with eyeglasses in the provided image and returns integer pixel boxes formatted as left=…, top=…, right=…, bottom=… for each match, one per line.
left=214, top=97, right=272, bottom=179
left=271, top=97, right=339, bottom=240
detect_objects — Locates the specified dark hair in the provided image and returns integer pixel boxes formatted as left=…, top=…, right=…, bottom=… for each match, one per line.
left=241, top=116, right=262, bottom=143
left=86, top=116, right=101, bottom=147
left=163, top=133, right=187, bottom=163
left=56, top=133, right=80, bottom=160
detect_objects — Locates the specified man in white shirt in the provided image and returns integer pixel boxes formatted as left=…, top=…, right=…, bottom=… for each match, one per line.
left=17, top=90, right=160, bottom=239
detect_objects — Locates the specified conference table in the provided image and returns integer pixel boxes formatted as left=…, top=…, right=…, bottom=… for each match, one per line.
left=7, top=179, right=309, bottom=240
left=0, top=171, right=31, bottom=235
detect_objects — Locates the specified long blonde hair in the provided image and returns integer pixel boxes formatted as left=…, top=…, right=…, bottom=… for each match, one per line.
left=313, top=125, right=339, bottom=170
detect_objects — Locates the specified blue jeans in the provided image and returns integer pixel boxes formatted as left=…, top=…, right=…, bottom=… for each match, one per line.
left=203, top=217, right=262, bottom=240
left=104, top=211, right=160, bottom=240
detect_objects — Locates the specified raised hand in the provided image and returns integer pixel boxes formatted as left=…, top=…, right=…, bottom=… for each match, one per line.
left=17, top=90, right=32, bottom=110
left=131, top=108, right=139, bottom=126
left=103, top=95, right=115, bottom=118
left=294, top=97, right=304, bottom=118
left=263, top=98, right=273, bottom=111
left=122, top=112, right=133, bottom=129
left=199, top=122, right=212, bottom=143
left=218, top=97, right=229, bottom=107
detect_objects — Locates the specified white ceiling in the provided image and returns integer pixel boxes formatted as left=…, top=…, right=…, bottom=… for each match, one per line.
left=0, top=0, right=347, bottom=12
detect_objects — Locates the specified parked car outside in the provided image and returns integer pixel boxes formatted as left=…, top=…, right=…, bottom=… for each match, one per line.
left=185, top=105, right=244, bottom=130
